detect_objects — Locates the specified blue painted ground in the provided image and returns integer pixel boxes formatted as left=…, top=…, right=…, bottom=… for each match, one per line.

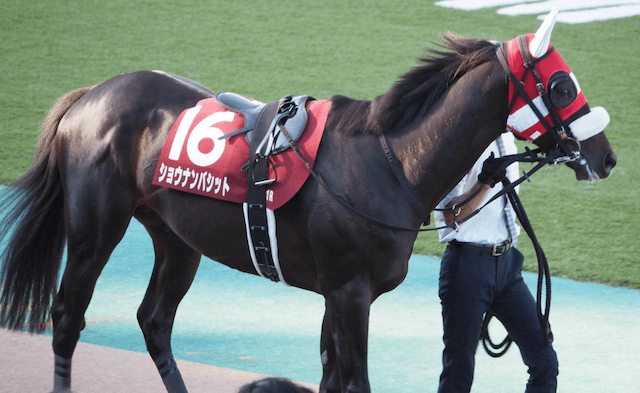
left=21, top=219, right=640, bottom=392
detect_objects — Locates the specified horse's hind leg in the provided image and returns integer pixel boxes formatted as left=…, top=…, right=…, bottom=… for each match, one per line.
left=51, top=186, right=135, bottom=392
left=135, top=208, right=201, bottom=393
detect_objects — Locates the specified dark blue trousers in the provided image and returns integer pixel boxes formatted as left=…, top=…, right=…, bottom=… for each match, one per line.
left=438, top=244, right=558, bottom=393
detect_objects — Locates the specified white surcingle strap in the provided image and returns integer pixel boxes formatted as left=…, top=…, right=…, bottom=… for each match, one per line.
left=243, top=203, right=288, bottom=285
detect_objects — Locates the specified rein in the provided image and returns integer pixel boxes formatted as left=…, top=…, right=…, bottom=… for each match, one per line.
left=284, top=119, right=563, bottom=234
left=275, top=40, right=575, bottom=351
left=279, top=41, right=582, bottom=236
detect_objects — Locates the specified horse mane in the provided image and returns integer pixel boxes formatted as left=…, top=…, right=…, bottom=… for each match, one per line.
left=328, top=32, right=498, bottom=135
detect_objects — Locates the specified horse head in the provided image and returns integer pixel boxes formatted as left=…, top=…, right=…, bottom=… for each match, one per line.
left=502, top=8, right=617, bottom=181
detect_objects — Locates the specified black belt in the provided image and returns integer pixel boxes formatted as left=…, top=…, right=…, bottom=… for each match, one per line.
left=451, top=238, right=513, bottom=257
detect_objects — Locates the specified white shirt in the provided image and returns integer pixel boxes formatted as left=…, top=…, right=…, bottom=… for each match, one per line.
left=435, top=133, right=521, bottom=245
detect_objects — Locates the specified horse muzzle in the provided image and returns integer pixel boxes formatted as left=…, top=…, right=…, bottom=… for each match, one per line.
left=564, top=142, right=617, bottom=181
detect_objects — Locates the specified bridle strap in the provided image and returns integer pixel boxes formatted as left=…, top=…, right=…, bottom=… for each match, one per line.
left=496, top=40, right=580, bottom=159
left=496, top=42, right=556, bottom=135
left=517, top=35, right=571, bottom=143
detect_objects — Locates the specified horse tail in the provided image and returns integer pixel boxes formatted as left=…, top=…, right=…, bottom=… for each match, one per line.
left=0, top=86, right=91, bottom=332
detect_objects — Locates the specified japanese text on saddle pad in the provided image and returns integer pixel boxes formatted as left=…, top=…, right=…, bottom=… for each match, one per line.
left=156, top=163, right=230, bottom=196
left=153, top=99, right=251, bottom=204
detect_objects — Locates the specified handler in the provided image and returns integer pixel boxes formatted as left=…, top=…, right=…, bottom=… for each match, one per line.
left=434, top=132, right=558, bottom=393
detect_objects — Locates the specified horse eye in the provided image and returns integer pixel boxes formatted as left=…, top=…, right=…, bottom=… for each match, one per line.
left=548, top=72, right=577, bottom=109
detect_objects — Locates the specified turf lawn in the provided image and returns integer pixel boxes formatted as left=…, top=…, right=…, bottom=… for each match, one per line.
left=1, top=1, right=638, bottom=288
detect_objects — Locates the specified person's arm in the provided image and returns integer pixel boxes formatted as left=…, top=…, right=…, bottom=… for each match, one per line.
left=441, top=181, right=490, bottom=225
left=441, top=151, right=506, bottom=225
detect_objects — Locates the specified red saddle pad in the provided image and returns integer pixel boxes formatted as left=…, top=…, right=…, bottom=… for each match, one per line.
left=153, top=97, right=331, bottom=209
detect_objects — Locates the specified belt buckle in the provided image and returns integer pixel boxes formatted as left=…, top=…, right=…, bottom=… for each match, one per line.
left=492, top=238, right=512, bottom=256
left=492, top=244, right=503, bottom=256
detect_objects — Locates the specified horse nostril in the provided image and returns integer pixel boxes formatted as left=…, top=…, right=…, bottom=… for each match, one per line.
left=604, top=152, right=617, bottom=174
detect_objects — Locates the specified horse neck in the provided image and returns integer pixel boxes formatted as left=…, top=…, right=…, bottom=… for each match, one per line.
left=387, top=60, right=508, bottom=214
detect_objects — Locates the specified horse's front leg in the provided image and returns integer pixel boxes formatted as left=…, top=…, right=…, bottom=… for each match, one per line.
left=321, top=274, right=373, bottom=393
left=320, top=311, right=340, bottom=393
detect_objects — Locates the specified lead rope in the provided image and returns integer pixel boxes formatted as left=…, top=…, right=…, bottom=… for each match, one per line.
left=480, top=136, right=517, bottom=357
left=504, top=178, right=554, bottom=346
left=480, top=176, right=554, bottom=357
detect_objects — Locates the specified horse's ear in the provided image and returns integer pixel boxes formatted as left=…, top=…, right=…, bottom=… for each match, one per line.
left=529, top=7, right=558, bottom=58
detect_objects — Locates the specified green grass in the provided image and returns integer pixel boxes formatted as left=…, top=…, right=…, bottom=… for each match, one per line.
left=1, top=1, right=638, bottom=288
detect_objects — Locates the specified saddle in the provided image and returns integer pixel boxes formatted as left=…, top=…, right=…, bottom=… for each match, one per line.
left=217, top=92, right=311, bottom=155
left=216, top=93, right=313, bottom=283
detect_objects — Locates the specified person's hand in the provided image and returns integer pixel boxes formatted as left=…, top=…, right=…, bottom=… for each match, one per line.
left=477, top=152, right=506, bottom=187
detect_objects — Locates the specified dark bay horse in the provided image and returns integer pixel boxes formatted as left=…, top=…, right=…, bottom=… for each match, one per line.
left=0, top=13, right=616, bottom=393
